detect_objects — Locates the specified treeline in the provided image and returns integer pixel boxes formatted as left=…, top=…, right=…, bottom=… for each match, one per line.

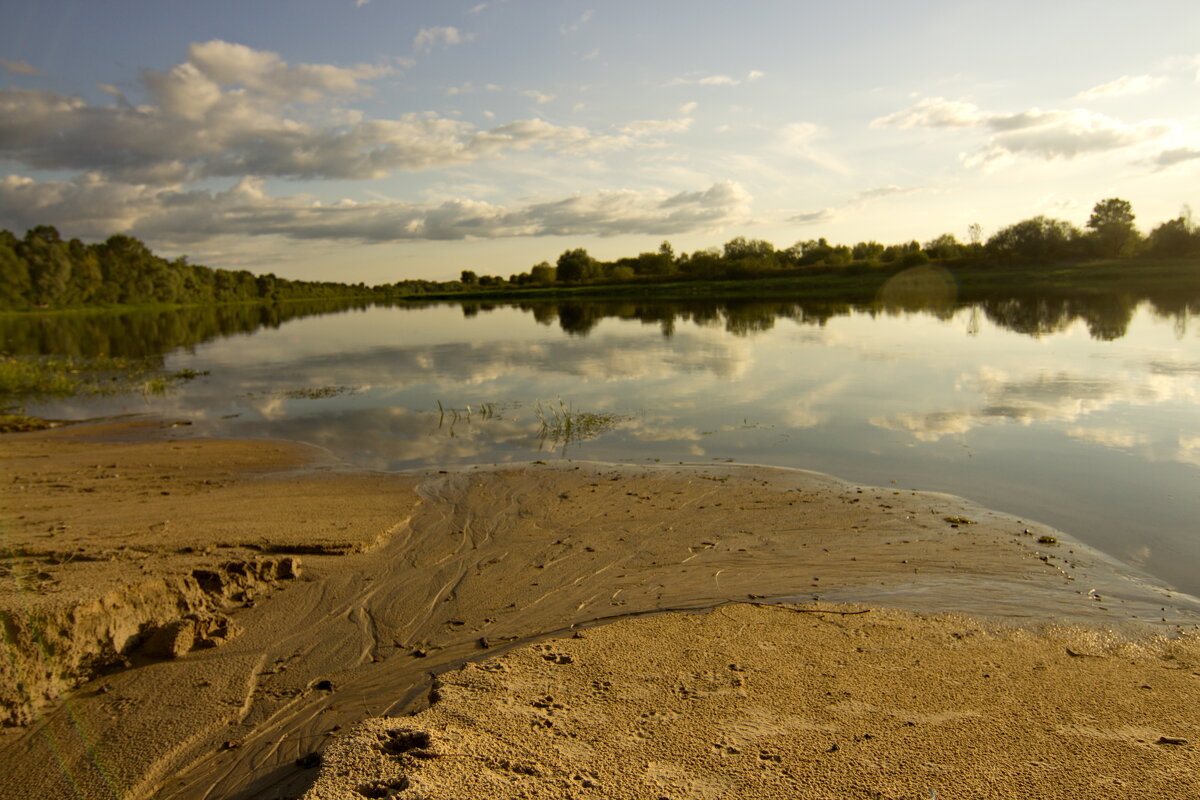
left=468, top=198, right=1200, bottom=289
left=0, top=226, right=391, bottom=310
left=5, top=198, right=1199, bottom=310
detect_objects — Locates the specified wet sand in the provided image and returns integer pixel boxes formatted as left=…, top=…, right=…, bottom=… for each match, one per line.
left=1, top=422, right=1197, bottom=799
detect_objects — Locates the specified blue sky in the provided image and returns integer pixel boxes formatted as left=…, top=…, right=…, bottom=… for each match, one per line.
left=2, top=0, right=1198, bottom=282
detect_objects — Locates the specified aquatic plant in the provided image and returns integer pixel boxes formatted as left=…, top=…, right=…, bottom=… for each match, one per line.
left=0, top=354, right=207, bottom=403
left=534, top=398, right=624, bottom=451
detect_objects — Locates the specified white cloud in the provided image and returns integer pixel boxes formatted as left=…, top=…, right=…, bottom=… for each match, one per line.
left=521, top=89, right=556, bottom=104
left=1075, top=74, right=1166, bottom=100
left=678, top=101, right=697, bottom=115
left=469, top=3, right=488, bottom=13
left=786, top=184, right=924, bottom=228
left=413, top=27, right=475, bottom=53
left=778, top=123, right=848, bottom=173
left=0, top=56, right=39, bottom=76
left=0, top=42, right=664, bottom=184
left=0, top=174, right=752, bottom=244
left=872, top=97, right=987, bottom=129
left=669, top=72, right=757, bottom=88
left=560, top=9, right=594, bottom=35
left=873, top=96, right=1180, bottom=168
left=619, top=117, right=693, bottom=136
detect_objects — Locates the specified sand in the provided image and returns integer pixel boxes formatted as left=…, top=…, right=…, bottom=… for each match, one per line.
left=1, top=421, right=1197, bottom=800
left=305, top=605, right=1200, bottom=800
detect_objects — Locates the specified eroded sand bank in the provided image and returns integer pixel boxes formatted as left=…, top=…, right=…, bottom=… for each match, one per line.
left=1, top=422, right=1197, bottom=800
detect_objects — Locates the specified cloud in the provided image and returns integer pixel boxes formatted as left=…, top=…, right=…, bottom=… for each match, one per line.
left=413, top=26, right=475, bottom=53
left=678, top=101, right=697, bottom=115
left=1153, top=147, right=1200, bottom=169
left=788, top=208, right=836, bottom=225
left=669, top=70, right=761, bottom=88
left=560, top=9, right=594, bottom=34
left=0, top=84, right=629, bottom=181
left=469, top=3, right=488, bottom=12
left=0, top=56, right=39, bottom=76
left=0, top=41, right=664, bottom=184
left=786, top=184, right=924, bottom=229
left=873, top=96, right=1178, bottom=167
left=851, top=184, right=924, bottom=202
left=778, top=123, right=848, bottom=173
left=0, top=174, right=752, bottom=244
left=619, top=117, right=693, bottom=136
left=521, top=89, right=556, bottom=104
left=872, top=97, right=987, bottom=129
left=1075, top=74, right=1166, bottom=100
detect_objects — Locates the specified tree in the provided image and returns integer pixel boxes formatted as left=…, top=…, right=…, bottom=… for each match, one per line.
left=0, top=231, right=31, bottom=308
left=923, top=233, right=961, bottom=261
left=851, top=241, right=884, bottom=261
left=20, top=226, right=72, bottom=305
left=529, top=261, right=556, bottom=284
left=460, top=269, right=479, bottom=285
left=967, top=223, right=983, bottom=247
left=1086, top=198, right=1138, bottom=257
left=555, top=248, right=598, bottom=282
left=1145, top=217, right=1194, bottom=257
left=986, top=216, right=1081, bottom=262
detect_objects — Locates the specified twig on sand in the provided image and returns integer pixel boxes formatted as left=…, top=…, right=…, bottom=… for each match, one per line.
left=744, top=602, right=871, bottom=616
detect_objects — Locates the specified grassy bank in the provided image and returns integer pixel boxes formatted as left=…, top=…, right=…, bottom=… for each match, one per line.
left=411, top=257, right=1200, bottom=303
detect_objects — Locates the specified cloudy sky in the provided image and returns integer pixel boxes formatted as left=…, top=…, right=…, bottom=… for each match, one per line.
left=2, top=0, right=1198, bottom=282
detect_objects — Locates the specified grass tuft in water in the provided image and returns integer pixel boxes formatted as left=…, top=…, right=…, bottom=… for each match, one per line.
left=534, top=398, right=624, bottom=450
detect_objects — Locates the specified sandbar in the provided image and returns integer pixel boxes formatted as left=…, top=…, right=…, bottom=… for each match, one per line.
left=1, top=421, right=1197, bottom=800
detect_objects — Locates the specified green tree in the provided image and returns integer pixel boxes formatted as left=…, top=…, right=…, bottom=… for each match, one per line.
left=555, top=248, right=598, bottom=282
left=20, top=226, right=72, bottom=306
left=0, top=230, right=31, bottom=308
left=460, top=269, right=479, bottom=285
left=923, top=233, right=961, bottom=261
left=529, top=261, right=556, bottom=284
left=1145, top=217, right=1194, bottom=257
left=1086, top=198, right=1138, bottom=257
left=851, top=241, right=884, bottom=261
left=986, top=216, right=1081, bottom=262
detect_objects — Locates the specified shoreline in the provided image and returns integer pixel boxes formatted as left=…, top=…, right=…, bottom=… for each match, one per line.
left=1, top=422, right=1197, bottom=799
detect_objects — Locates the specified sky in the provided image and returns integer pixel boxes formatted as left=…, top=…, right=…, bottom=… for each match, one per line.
left=1, top=0, right=1199, bottom=284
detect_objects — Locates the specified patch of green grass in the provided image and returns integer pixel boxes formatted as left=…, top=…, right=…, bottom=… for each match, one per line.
left=0, top=354, right=208, bottom=404
left=534, top=399, right=625, bottom=449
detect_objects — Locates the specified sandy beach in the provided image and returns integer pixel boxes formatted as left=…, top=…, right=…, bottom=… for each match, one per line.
left=1, top=421, right=1197, bottom=799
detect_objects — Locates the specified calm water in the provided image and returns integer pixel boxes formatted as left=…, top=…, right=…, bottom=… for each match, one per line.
left=15, top=295, right=1200, bottom=597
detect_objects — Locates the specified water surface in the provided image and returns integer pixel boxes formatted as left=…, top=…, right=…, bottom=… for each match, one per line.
left=15, top=294, right=1200, bottom=597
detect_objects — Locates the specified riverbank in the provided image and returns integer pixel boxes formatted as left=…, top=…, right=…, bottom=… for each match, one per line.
left=410, top=256, right=1200, bottom=303
left=1, top=422, right=1197, bottom=799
